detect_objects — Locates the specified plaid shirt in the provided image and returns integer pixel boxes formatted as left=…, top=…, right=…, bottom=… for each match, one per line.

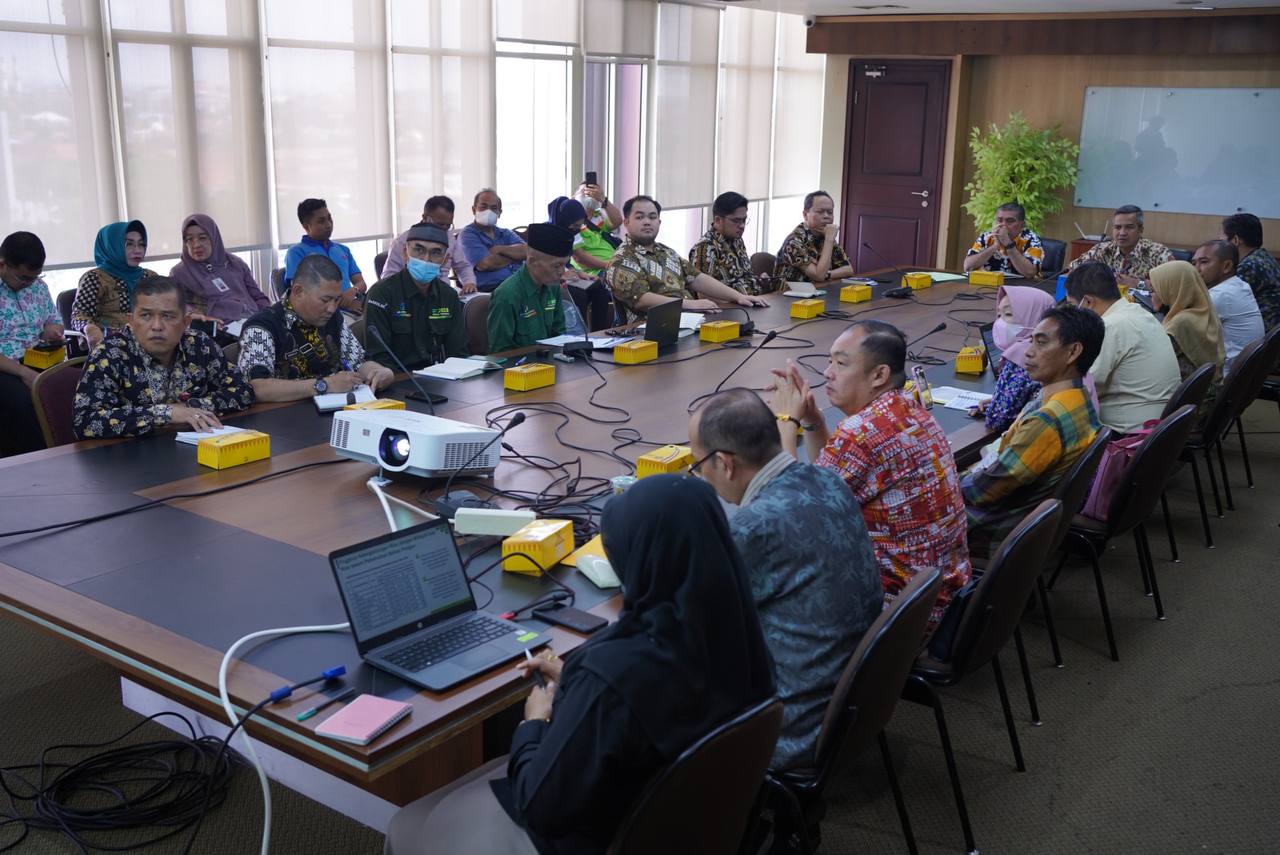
left=966, top=227, right=1044, bottom=276
left=606, top=239, right=698, bottom=323
left=816, top=388, right=971, bottom=625
left=1068, top=237, right=1174, bottom=280
left=962, top=381, right=1100, bottom=558
left=1236, top=247, right=1280, bottom=331
left=688, top=228, right=762, bottom=294
left=775, top=224, right=850, bottom=284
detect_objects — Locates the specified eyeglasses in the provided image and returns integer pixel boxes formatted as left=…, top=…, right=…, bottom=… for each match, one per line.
left=688, top=449, right=731, bottom=477
left=726, top=216, right=749, bottom=226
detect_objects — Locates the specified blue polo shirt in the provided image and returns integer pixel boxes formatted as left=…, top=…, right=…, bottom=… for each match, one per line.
left=283, top=235, right=361, bottom=290
left=459, top=223, right=525, bottom=292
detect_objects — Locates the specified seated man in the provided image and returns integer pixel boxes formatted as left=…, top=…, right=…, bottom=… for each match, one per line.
left=486, top=224, right=572, bottom=352
left=1068, top=204, right=1174, bottom=290
left=606, top=195, right=765, bottom=322
left=769, top=320, right=971, bottom=627
left=382, top=196, right=477, bottom=293
left=0, top=231, right=63, bottom=456
left=688, top=388, right=881, bottom=771
left=365, top=223, right=469, bottom=370
left=689, top=191, right=772, bottom=295
left=284, top=198, right=367, bottom=313
left=963, top=201, right=1045, bottom=279
left=1066, top=262, right=1180, bottom=435
left=1221, top=212, right=1280, bottom=331
left=459, top=189, right=526, bottom=293
left=774, top=190, right=854, bottom=286
left=238, top=255, right=393, bottom=402
left=72, top=277, right=252, bottom=439
left=962, top=305, right=1105, bottom=559
left=1192, top=239, right=1264, bottom=371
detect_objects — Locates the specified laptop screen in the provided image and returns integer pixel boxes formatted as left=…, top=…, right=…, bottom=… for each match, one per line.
left=979, top=322, right=1002, bottom=377
left=330, top=520, right=476, bottom=649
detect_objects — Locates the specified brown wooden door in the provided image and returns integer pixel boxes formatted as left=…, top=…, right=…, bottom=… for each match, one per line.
left=840, top=60, right=950, bottom=273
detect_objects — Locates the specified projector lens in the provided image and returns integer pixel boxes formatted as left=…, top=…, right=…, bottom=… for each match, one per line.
left=379, top=430, right=411, bottom=467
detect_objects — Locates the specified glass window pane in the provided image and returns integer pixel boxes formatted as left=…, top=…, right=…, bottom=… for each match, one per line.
left=494, top=0, right=579, bottom=46
left=656, top=207, right=705, bottom=257
left=583, top=62, right=609, bottom=193
left=654, top=64, right=716, bottom=208
left=772, top=15, right=824, bottom=198
left=117, top=42, right=184, bottom=256
left=614, top=63, right=643, bottom=206
left=266, top=0, right=380, bottom=44
left=390, top=0, right=490, bottom=51
left=185, top=0, right=256, bottom=38
left=657, top=3, right=717, bottom=64
left=494, top=56, right=571, bottom=230
left=108, top=0, right=172, bottom=33
left=583, top=0, right=655, bottom=58
left=767, top=196, right=805, bottom=257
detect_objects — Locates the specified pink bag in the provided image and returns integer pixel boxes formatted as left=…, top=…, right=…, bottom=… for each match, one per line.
left=1081, top=421, right=1157, bottom=521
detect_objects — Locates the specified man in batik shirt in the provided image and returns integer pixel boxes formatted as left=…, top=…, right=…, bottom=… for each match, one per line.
left=1068, top=204, right=1174, bottom=290
left=73, top=277, right=252, bottom=438
left=774, top=191, right=854, bottom=285
left=964, top=201, right=1045, bottom=279
left=689, top=191, right=773, bottom=295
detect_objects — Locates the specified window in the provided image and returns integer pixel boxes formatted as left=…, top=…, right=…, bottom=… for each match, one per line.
left=657, top=206, right=706, bottom=257
left=584, top=61, right=646, bottom=208
left=495, top=48, right=573, bottom=230
left=766, top=195, right=805, bottom=257
left=653, top=3, right=718, bottom=210
left=771, top=14, right=824, bottom=199
left=717, top=7, right=775, bottom=202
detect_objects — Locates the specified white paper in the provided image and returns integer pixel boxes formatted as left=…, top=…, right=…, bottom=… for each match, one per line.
left=175, top=425, right=248, bottom=445
left=678, top=312, right=706, bottom=330
left=782, top=289, right=826, bottom=298
left=224, top=319, right=244, bottom=338
left=415, top=358, right=485, bottom=381
left=314, top=385, right=375, bottom=411
left=929, top=384, right=993, bottom=411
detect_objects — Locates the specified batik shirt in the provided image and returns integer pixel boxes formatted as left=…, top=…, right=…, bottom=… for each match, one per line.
left=237, top=303, right=364, bottom=381
left=0, top=278, right=59, bottom=360
left=71, top=267, right=156, bottom=333
left=816, top=388, right=971, bottom=625
left=966, top=227, right=1045, bottom=276
left=72, top=327, right=253, bottom=438
left=1068, top=237, right=1174, bottom=280
left=606, top=239, right=698, bottom=322
left=775, top=224, right=851, bottom=283
left=1236, top=247, right=1280, bottom=331
left=688, top=228, right=762, bottom=294
left=984, top=361, right=1041, bottom=435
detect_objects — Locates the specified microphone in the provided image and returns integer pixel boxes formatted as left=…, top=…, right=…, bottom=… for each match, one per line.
left=861, top=241, right=913, bottom=297
left=715, top=306, right=757, bottom=336
left=365, top=322, right=445, bottom=415
left=687, top=330, right=778, bottom=411
left=434, top=411, right=527, bottom=518
left=905, top=321, right=947, bottom=349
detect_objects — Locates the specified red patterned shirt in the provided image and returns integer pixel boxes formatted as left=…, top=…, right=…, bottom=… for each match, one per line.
left=816, top=388, right=971, bottom=624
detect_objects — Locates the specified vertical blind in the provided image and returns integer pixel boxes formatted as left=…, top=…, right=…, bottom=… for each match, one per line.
left=771, top=13, right=824, bottom=200
left=584, top=0, right=656, bottom=58
left=717, top=7, right=776, bottom=202
left=653, top=3, right=718, bottom=209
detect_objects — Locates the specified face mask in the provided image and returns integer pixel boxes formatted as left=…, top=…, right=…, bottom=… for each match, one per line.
left=992, top=317, right=1023, bottom=350
left=474, top=210, right=499, bottom=227
left=406, top=258, right=440, bottom=283
left=577, top=194, right=600, bottom=212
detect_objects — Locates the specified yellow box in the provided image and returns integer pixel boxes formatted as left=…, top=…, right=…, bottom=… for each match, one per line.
left=955, top=345, right=986, bottom=375
left=968, top=269, right=1005, bottom=288
left=699, top=320, right=741, bottom=342
left=343, top=398, right=406, bottom=411
left=502, top=519, right=575, bottom=574
left=840, top=284, right=872, bottom=303
left=23, top=346, right=65, bottom=370
left=614, top=339, right=658, bottom=364
left=789, top=298, right=825, bottom=319
left=196, top=430, right=270, bottom=470
left=904, top=272, right=933, bottom=290
left=636, top=444, right=694, bottom=478
left=503, top=363, right=556, bottom=391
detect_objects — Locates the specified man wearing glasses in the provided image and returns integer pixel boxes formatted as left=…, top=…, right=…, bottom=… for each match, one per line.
left=365, top=223, right=470, bottom=371
left=689, top=191, right=774, bottom=295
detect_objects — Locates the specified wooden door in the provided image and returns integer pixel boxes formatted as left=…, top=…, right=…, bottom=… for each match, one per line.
left=840, top=60, right=950, bottom=273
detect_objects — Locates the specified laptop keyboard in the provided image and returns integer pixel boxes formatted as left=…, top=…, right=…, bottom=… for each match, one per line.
left=384, top=616, right=512, bottom=673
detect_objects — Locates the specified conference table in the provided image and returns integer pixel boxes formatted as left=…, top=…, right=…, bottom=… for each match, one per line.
left=0, top=270, right=1008, bottom=822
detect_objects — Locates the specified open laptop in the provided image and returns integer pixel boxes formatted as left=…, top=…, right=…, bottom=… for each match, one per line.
left=329, top=519, right=551, bottom=692
left=642, top=297, right=682, bottom=348
left=979, top=322, right=1002, bottom=378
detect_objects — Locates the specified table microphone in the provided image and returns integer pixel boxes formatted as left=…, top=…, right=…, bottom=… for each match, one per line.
left=861, top=241, right=914, bottom=297
left=687, top=330, right=778, bottom=411
left=905, top=321, right=947, bottom=349
left=365, top=323, right=444, bottom=414
left=716, top=306, right=757, bottom=336
left=434, top=411, right=527, bottom=518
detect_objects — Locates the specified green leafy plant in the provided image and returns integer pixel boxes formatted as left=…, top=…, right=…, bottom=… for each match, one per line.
left=963, top=113, right=1079, bottom=233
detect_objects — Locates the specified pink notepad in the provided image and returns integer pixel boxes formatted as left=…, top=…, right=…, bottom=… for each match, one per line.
left=315, top=694, right=412, bottom=745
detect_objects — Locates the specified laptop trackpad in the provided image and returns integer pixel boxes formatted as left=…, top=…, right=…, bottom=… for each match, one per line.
left=457, top=642, right=505, bottom=670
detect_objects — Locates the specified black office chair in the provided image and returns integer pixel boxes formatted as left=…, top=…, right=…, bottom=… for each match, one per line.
left=1170, top=248, right=1193, bottom=262
left=1039, top=238, right=1066, bottom=277
left=1223, top=325, right=1280, bottom=496
left=1157, top=362, right=1218, bottom=552
left=764, top=569, right=943, bottom=855
left=57, top=288, right=75, bottom=328
left=375, top=250, right=388, bottom=279
left=270, top=267, right=285, bottom=302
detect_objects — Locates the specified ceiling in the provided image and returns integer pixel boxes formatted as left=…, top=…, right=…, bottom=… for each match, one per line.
left=718, top=0, right=1279, bottom=16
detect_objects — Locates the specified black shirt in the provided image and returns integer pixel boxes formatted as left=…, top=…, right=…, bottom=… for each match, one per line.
left=364, top=269, right=469, bottom=370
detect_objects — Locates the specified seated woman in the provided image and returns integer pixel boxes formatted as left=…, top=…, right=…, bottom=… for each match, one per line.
left=977, top=284, right=1055, bottom=434
left=384, top=475, right=776, bottom=855
left=1150, top=260, right=1226, bottom=418
left=169, top=213, right=271, bottom=325
left=72, top=220, right=154, bottom=348
left=548, top=196, right=614, bottom=332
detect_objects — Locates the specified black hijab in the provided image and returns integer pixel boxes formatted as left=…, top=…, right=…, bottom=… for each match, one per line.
left=568, top=475, right=776, bottom=758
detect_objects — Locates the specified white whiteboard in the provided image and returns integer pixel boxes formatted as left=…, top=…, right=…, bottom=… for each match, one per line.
left=1074, top=87, right=1280, bottom=219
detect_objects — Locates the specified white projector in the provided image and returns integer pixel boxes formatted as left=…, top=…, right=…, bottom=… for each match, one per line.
left=329, top=410, right=501, bottom=478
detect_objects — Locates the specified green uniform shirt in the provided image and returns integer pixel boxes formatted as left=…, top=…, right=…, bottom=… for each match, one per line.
left=486, top=265, right=566, bottom=352
left=365, top=269, right=469, bottom=370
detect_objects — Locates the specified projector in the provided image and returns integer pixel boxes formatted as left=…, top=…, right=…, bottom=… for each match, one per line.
left=330, top=410, right=501, bottom=478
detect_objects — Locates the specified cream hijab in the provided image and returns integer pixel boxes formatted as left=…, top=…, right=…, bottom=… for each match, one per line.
left=1150, top=260, right=1225, bottom=372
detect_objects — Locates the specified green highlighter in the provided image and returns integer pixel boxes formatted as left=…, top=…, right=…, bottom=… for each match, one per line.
left=297, top=687, right=357, bottom=722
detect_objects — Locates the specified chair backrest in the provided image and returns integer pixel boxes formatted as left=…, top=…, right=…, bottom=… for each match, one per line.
left=948, top=500, right=1063, bottom=676
left=1198, top=338, right=1263, bottom=443
left=270, top=267, right=285, bottom=302
left=31, top=357, right=87, bottom=447
left=1170, top=248, right=1193, bottom=262
left=608, top=697, right=783, bottom=855
left=464, top=292, right=491, bottom=355
left=348, top=315, right=367, bottom=346
left=749, top=252, right=776, bottom=277
left=1040, top=238, right=1066, bottom=276
left=222, top=341, right=241, bottom=365
left=1161, top=362, right=1216, bottom=420
left=1106, top=405, right=1197, bottom=536
left=57, top=288, right=76, bottom=328
left=1050, top=425, right=1113, bottom=550
left=1233, top=325, right=1280, bottom=415
left=807, top=569, right=943, bottom=790
left=374, top=250, right=388, bottom=279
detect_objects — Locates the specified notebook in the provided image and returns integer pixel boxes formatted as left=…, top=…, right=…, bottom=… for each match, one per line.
left=414, top=357, right=501, bottom=381
left=315, top=694, right=411, bottom=745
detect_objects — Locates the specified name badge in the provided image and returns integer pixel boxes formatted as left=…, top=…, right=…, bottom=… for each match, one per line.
left=211, top=277, right=229, bottom=292
left=429, top=308, right=451, bottom=320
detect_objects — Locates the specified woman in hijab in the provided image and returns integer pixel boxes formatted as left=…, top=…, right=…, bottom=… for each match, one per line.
left=383, top=475, right=777, bottom=855
left=169, top=214, right=271, bottom=325
left=549, top=195, right=614, bottom=332
left=977, top=284, right=1056, bottom=433
left=71, top=220, right=154, bottom=348
left=1150, top=260, right=1227, bottom=416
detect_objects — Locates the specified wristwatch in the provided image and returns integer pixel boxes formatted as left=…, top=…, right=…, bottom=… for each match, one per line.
left=313, top=377, right=328, bottom=395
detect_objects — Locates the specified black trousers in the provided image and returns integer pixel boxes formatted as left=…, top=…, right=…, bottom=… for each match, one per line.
left=0, top=372, right=45, bottom=457
left=569, top=278, right=615, bottom=331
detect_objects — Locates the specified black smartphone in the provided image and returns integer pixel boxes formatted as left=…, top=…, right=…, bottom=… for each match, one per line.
left=191, top=318, right=219, bottom=338
left=532, top=604, right=608, bottom=634
left=584, top=171, right=598, bottom=187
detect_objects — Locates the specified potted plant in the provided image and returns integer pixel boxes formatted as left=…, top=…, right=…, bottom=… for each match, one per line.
left=963, top=113, right=1079, bottom=232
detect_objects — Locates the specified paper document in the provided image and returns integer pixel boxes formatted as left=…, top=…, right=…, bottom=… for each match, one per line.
left=415, top=357, right=491, bottom=381
left=224, top=319, right=244, bottom=338
left=921, top=272, right=967, bottom=283
left=175, top=425, right=248, bottom=445
left=929, top=385, right=993, bottom=411
left=314, top=385, right=375, bottom=412
left=679, top=312, right=706, bottom=330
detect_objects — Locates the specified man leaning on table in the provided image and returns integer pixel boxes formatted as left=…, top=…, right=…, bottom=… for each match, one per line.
left=963, top=201, right=1044, bottom=279
left=1067, top=204, right=1174, bottom=291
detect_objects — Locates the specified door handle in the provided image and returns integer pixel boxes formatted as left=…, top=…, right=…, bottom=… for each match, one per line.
left=910, top=190, right=929, bottom=198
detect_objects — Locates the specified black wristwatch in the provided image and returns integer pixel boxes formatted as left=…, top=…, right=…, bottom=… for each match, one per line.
left=313, top=377, right=328, bottom=395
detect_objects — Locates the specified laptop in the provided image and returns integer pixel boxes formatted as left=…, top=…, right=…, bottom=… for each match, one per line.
left=329, top=519, right=551, bottom=692
left=642, top=297, right=682, bottom=348
left=979, top=322, right=1002, bottom=378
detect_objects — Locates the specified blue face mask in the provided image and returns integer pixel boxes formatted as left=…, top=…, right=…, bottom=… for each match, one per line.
left=406, top=257, right=440, bottom=283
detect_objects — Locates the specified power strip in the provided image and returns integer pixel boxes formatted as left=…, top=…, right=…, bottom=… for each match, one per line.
left=451, top=507, right=537, bottom=536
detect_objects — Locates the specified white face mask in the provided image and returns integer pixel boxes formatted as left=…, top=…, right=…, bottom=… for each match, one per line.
left=474, top=209, right=499, bottom=228
left=577, top=194, right=600, bottom=213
